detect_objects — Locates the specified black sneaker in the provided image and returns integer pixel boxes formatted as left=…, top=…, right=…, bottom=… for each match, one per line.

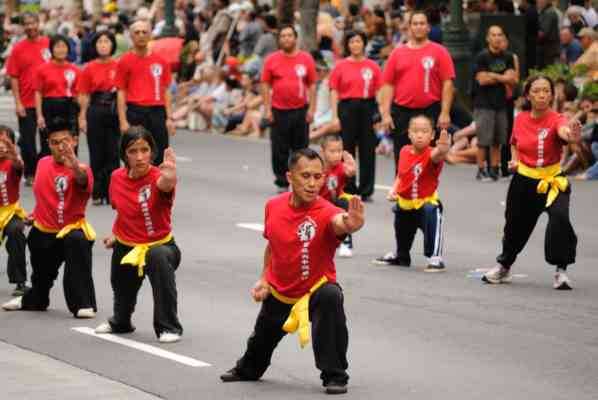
left=220, top=368, right=257, bottom=382
left=24, top=177, right=34, bottom=187
left=488, top=167, right=499, bottom=182
left=373, top=252, right=410, bottom=267
left=12, top=283, right=29, bottom=297
left=325, top=381, right=348, bottom=395
left=476, top=168, right=491, bottom=182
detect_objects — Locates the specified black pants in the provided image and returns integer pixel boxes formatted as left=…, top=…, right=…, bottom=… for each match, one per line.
left=108, top=241, right=182, bottom=337
left=394, top=203, right=444, bottom=265
left=126, top=104, right=169, bottom=165
left=41, top=97, right=79, bottom=157
left=17, top=108, right=38, bottom=178
left=271, top=107, right=309, bottom=188
left=333, top=197, right=352, bottom=248
left=21, top=227, right=96, bottom=315
left=497, top=173, right=577, bottom=268
left=338, top=99, right=377, bottom=198
left=87, top=102, right=120, bottom=201
left=500, top=99, right=515, bottom=176
left=391, top=102, right=441, bottom=173
left=3, top=216, right=26, bottom=284
left=234, top=283, right=349, bottom=385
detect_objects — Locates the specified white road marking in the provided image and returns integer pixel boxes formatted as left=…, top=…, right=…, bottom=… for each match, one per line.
left=375, top=184, right=393, bottom=191
left=72, top=327, right=211, bottom=368
left=175, top=156, right=192, bottom=162
left=236, top=223, right=264, bottom=232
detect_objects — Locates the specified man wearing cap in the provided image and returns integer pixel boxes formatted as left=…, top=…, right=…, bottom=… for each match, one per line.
left=116, top=19, right=175, bottom=165
left=575, top=27, right=598, bottom=78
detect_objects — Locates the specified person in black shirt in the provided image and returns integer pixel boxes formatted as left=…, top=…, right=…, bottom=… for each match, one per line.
left=472, top=25, right=518, bottom=181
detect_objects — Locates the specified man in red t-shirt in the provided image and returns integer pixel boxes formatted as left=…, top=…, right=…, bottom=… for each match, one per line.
left=116, top=19, right=174, bottom=165
left=5, top=12, right=50, bottom=184
left=2, top=119, right=96, bottom=318
left=262, top=25, right=317, bottom=192
left=221, top=148, right=365, bottom=395
left=380, top=11, right=455, bottom=170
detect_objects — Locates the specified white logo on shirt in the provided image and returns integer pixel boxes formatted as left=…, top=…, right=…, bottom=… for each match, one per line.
left=412, top=163, right=423, bottom=199
left=297, top=217, right=317, bottom=281
left=537, top=128, right=549, bottom=167
left=64, top=70, right=76, bottom=97
left=54, top=176, right=68, bottom=225
left=41, top=49, right=51, bottom=61
left=138, top=184, right=155, bottom=236
left=421, top=56, right=435, bottom=94
left=0, top=172, right=8, bottom=206
left=150, top=63, right=163, bottom=102
left=295, top=64, right=307, bottom=99
left=361, top=67, right=373, bottom=98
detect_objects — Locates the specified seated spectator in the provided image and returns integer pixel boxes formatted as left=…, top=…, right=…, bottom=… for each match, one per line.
left=446, top=122, right=479, bottom=165
left=575, top=28, right=598, bottom=79
left=560, top=27, right=584, bottom=64
left=309, top=57, right=340, bottom=141
left=211, top=77, right=243, bottom=133
left=226, top=72, right=264, bottom=137
left=565, top=6, right=588, bottom=37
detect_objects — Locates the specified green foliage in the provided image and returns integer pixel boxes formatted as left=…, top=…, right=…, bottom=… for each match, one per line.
left=528, top=63, right=588, bottom=84
left=580, top=81, right=598, bottom=101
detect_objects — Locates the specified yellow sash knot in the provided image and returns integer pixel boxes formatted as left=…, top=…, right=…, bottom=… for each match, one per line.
left=271, top=276, right=328, bottom=348
left=517, top=162, right=568, bottom=207
left=116, top=233, right=174, bottom=277
left=397, top=191, right=439, bottom=210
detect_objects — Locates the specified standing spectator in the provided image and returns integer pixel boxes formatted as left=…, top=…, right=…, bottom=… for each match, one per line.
left=560, top=27, right=584, bottom=64
left=238, top=10, right=262, bottom=61
left=565, top=6, right=588, bottom=37
left=116, top=20, right=175, bottom=165
left=262, top=25, right=317, bottom=192
left=380, top=11, right=455, bottom=168
left=537, top=0, right=560, bottom=68
left=575, top=27, right=598, bottom=78
left=243, top=13, right=277, bottom=76
left=5, top=12, right=50, bottom=186
left=518, top=0, right=539, bottom=74
left=472, top=25, right=518, bottom=182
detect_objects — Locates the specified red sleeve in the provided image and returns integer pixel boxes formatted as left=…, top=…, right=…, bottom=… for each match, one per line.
left=162, top=61, right=172, bottom=88
left=438, top=46, right=456, bottom=81
left=510, top=114, right=521, bottom=146
left=329, top=63, right=340, bottom=90
left=77, top=66, right=91, bottom=94
left=305, top=54, right=317, bottom=86
left=262, top=201, right=270, bottom=240
left=5, top=46, right=20, bottom=78
left=115, top=56, right=128, bottom=90
left=382, top=49, right=398, bottom=85
left=32, top=65, right=43, bottom=92
left=261, top=55, right=273, bottom=84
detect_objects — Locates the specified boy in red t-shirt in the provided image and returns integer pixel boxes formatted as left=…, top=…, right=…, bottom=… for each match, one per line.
left=0, top=126, right=28, bottom=296
left=319, top=135, right=357, bottom=257
left=374, top=115, right=450, bottom=272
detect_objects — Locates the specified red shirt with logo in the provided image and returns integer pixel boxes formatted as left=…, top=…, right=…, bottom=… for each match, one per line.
left=261, top=50, right=317, bottom=110
left=397, top=145, right=443, bottom=199
left=0, top=159, right=22, bottom=206
left=329, top=58, right=382, bottom=99
left=383, top=42, right=455, bottom=108
left=34, top=61, right=80, bottom=98
left=115, top=51, right=172, bottom=106
left=319, top=162, right=346, bottom=202
left=110, top=166, right=174, bottom=244
left=6, top=36, right=50, bottom=108
left=511, top=110, right=568, bottom=168
left=32, top=156, right=93, bottom=230
left=263, top=192, right=343, bottom=298
left=77, top=59, right=118, bottom=94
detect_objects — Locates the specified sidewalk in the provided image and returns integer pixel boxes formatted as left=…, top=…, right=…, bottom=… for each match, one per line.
left=1, top=341, right=161, bottom=400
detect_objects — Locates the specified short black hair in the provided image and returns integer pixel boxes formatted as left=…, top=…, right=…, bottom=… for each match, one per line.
left=49, top=34, right=71, bottom=58
left=321, top=134, right=343, bottom=148
left=278, top=24, right=298, bottom=38
left=21, top=12, right=39, bottom=22
left=91, top=30, right=117, bottom=58
left=262, top=14, right=277, bottom=30
left=522, top=75, right=555, bottom=111
left=288, top=148, right=324, bottom=170
left=408, top=10, right=429, bottom=24
left=408, top=114, right=434, bottom=129
left=120, top=126, right=157, bottom=167
left=46, top=116, right=75, bottom=137
left=0, top=125, right=16, bottom=143
left=343, top=30, right=368, bottom=57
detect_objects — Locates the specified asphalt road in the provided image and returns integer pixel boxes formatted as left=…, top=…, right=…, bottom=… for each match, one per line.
left=0, top=110, right=597, bottom=399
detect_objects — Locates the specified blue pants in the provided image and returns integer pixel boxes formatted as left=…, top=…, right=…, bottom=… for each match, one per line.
left=394, top=202, right=444, bottom=266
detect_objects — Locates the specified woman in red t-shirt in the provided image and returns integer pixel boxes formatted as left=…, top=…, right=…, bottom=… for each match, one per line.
left=34, top=34, right=80, bottom=157
left=78, top=31, right=119, bottom=206
left=329, top=30, right=382, bottom=202
left=483, top=76, right=581, bottom=290
left=95, top=126, right=183, bottom=343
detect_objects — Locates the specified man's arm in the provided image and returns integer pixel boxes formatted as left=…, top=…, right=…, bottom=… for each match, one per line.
left=78, top=93, right=89, bottom=134
left=10, top=77, right=25, bottom=118
left=306, top=83, right=317, bottom=123
left=34, top=90, right=45, bottom=129
left=117, top=89, right=129, bottom=133
left=379, top=83, right=395, bottom=130
left=251, top=244, right=271, bottom=302
left=261, top=82, right=272, bottom=122
left=438, top=80, right=454, bottom=129
left=164, top=90, right=176, bottom=136
left=332, top=196, right=365, bottom=236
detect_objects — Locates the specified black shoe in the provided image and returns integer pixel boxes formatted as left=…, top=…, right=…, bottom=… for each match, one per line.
left=373, top=252, right=410, bottom=267
left=476, top=168, right=490, bottom=182
left=424, top=262, right=446, bottom=273
left=325, top=381, right=348, bottom=395
left=488, top=167, right=499, bottom=182
left=12, top=283, right=29, bottom=297
left=24, top=177, right=34, bottom=187
left=361, top=196, right=373, bottom=203
left=220, top=368, right=258, bottom=382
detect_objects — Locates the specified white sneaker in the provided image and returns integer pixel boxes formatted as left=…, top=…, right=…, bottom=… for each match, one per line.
left=2, top=296, right=22, bottom=311
left=554, top=272, right=572, bottom=290
left=338, top=243, right=353, bottom=258
left=159, top=332, right=181, bottom=343
left=482, top=265, right=513, bottom=284
left=94, top=322, right=113, bottom=334
left=76, top=308, right=96, bottom=319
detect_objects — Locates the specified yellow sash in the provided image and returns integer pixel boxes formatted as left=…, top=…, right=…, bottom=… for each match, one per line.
left=34, top=218, right=96, bottom=241
left=338, top=192, right=354, bottom=202
left=0, top=202, right=27, bottom=242
left=116, top=233, right=174, bottom=277
left=517, top=162, right=568, bottom=208
left=270, top=276, right=328, bottom=348
left=397, top=192, right=440, bottom=211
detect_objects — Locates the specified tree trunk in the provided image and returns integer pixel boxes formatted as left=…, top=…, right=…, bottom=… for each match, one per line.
left=277, top=0, right=295, bottom=26
left=298, top=0, right=319, bottom=52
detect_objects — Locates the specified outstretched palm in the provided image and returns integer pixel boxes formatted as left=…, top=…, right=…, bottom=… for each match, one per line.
left=159, top=147, right=177, bottom=180
left=346, top=196, right=365, bottom=231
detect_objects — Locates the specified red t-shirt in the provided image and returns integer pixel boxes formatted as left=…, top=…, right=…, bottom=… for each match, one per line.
left=32, top=156, right=93, bottom=230
left=110, top=166, right=174, bottom=243
left=383, top=42, right=455, bottom=109
left=319, top=162, right=346, bottom=202
left=263, top=192, right=343, bottom=298
left=6, top=36, right=50, bottom=108
left=33, top=61, right=80, bottom=98
left=397, top=146, right=443, bottom=199
left=77, top=59, right=118, bottom=94
left=261, top=50, right=317, bottom=110
left=115, top=51, right=172, bottom=106
left=0, top=159, right=22, bottom=206
left=511, top=110, right=568, bottom=168
left=329, top=58, right=382, bottom=100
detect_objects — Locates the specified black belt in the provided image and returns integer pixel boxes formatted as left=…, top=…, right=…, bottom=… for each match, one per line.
left=91, top=91, right=116, bottom=105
